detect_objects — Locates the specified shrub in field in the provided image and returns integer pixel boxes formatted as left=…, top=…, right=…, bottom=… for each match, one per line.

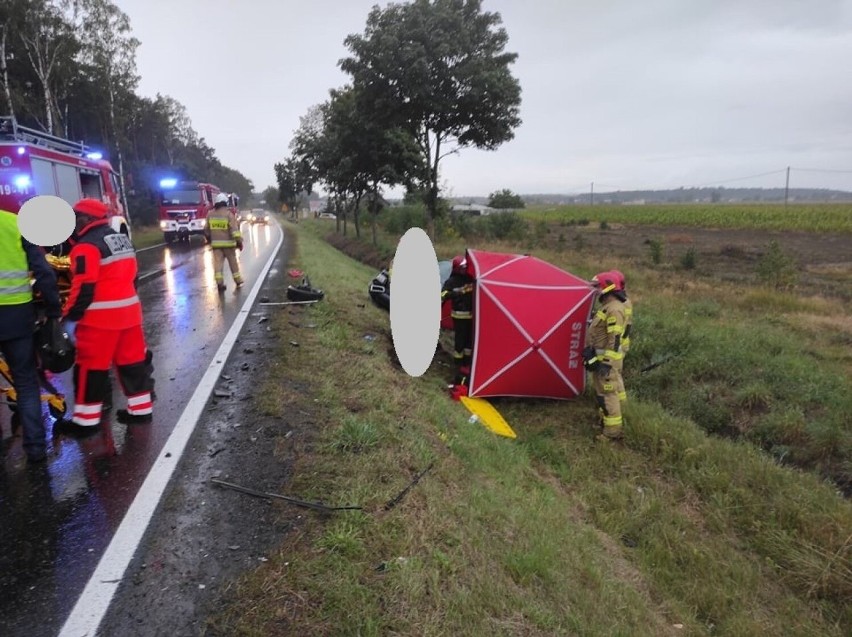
left=648, top=238, right=664, bottom=265
left=381, top=205, right=429, bottom=234
left=599, top=220, right=609, bottom=230
left=556, top=233, right=566, bottom=252
left=573, top=233, right=586, bottom=251
left=680, top=247, right=697, bottom=270
left=449, top=212, right=477, bottom=239
left=757, top=240, right=798, bottom=290
left=487, top=212, right=527, bottom=241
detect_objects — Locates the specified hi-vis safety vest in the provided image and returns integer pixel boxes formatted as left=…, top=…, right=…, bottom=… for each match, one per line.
left=0, top=210, right=33, bottom=306
left=206, top=207, right=242, bottom=248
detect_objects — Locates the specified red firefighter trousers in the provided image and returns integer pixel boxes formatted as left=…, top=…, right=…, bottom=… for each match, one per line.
left=71, top=323, right=153, bottom=426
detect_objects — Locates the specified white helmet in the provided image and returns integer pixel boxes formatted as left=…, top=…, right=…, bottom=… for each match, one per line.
left=214, top=192, right=228, bottom=205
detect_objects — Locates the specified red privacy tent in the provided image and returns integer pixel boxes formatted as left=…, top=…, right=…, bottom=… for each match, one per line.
left=465, top=249, right=596, bottom=400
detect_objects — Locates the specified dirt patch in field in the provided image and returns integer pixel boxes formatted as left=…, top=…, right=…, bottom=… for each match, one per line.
left=326, top=222, right=851, bottom=300
left=548, top=223, right=852, bottom=299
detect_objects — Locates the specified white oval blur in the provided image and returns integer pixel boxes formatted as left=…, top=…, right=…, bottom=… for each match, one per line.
left=18, top=195, right=76, bottom=246
left=390, top=227, right=441, bottom=377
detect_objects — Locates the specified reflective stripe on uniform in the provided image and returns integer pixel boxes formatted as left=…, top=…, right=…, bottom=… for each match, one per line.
left=0, top=270, right=29, bottom=279
left=596, top=348, right=623, bottom=361
left=87, top=295, right=140, bottom=310
left=0, top=210, right=34, bottom=305
left=210, top=241, right=236, bottom=248
left=451, top=311, right=472, bottom=319
left=100, top=252, right=136, bottom=266
left=0, top=283, right=32, bottom=294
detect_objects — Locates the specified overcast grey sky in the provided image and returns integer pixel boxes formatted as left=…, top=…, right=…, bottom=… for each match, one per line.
left=113, top=0, right=852, bottom=196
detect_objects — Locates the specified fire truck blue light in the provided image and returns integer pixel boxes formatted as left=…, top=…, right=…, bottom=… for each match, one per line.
left=85, top=152, right=103, bottom=160
left=16, top=146, right=25, bottom=155
left=160, top=178, right=178, bottom=188
left=14, top=175, right=30, bottom=188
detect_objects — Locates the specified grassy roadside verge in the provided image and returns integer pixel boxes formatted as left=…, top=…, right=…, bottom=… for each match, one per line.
left=130, top=224, right=164, bottom=249
left=210, top=220, right=851, bottom=636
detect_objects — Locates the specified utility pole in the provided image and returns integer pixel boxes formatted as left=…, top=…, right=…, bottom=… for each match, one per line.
left=784, top=166, right=790, bottom=208
left=590, top=181, right=594, bottom=206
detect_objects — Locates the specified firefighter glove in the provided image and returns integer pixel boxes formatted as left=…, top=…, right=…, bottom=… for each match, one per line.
left=237, top=240, right=244, bottom=251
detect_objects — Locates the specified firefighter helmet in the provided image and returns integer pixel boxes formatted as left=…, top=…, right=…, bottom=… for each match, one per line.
left=72, top=198, right=109, bottom=219
left=609, top=269, right=626, bottom=291
left=451, top=255, right=467, bottom=274
left=591, top=271, right=619, bottom=295
left=214, top=193, right=229, bottom=205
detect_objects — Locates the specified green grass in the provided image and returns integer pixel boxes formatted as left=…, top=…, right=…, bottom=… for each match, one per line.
left=522, top=203, right=852, bottom=233
left=208, top=219, right=852, bottom=637
left=130, top=224, right=165, bottom=249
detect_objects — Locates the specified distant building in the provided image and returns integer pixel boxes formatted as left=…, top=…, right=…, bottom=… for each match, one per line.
left=451, top=203, right=499, bottom=215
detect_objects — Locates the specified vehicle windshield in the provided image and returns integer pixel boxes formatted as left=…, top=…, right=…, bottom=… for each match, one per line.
left=160, top=189, right=201, bottom=205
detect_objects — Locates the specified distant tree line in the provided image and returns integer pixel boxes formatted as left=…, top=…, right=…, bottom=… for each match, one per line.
left=0, top=0, right=253, bottom=224
left=275, top=0, right=523, bottom=243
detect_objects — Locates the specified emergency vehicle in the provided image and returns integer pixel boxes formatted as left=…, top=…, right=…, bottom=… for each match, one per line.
left=157, top=178, right=218, bottom=244
left=0, top=115, right=132, bottom=239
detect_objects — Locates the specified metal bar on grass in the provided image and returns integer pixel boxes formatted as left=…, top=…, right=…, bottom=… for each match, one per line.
left=209, top=478, right=361, bottom=512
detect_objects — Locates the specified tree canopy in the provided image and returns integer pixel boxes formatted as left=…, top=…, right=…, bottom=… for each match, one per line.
left=278, top=0, right=522, bottom=240
left=339, top=0, right=522, bottom=236
left=488, top=188, right=525, bottom=209
left=1, top=0, right=253, bottom=223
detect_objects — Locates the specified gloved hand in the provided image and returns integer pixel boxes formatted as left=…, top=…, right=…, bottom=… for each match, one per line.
left=62, top=320, right=77, bottom=346
left=584, top=358, right=600, bottom=372
left=582, top=346, right=600, bottom=372
left=236, top=240, right=244, bottom=251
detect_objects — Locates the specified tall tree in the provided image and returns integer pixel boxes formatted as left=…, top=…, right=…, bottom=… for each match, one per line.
left=341, top=0, right=522, bottom=238
left=73, top=0, right=140, bottom=221
left=260, top=186, right=279, bottom=210
left=17, top=0, right=78, bottom=134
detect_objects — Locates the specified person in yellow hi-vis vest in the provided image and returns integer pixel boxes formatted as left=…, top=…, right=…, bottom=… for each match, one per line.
left=0, top=208, right=62, bottom=463
left=204, top=193, right=244, bottom=292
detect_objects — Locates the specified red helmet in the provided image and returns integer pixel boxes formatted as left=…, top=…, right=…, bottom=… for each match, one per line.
left=590, top=271, right=619, bottom=295
left=451, top=255, right=467, bottom=274
left=73, top=198, right=109, bottom=219
left=609, top=269, right=626, bottom=291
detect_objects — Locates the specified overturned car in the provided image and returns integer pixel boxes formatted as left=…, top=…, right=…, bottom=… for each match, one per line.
left=368, top=260, right=454, bottom=329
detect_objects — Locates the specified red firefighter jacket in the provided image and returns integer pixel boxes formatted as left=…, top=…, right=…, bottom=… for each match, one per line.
left=63, top=219, right=143, bottom=329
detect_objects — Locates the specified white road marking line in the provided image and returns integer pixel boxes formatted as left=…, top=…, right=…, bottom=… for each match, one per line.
left=136, top=269, right=162, bottom=282
left=135, top=242, right=166, bottom=253
left=58, top=223, right=284, bottom=637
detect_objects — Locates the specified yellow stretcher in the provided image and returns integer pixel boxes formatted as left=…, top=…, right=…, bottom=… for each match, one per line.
left=0, top=355, right=68, bottom=427
left=460, top=395, right=517, bottom=439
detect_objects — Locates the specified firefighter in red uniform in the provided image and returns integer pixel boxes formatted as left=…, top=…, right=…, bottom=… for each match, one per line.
left=59, top=199, right=154, bottom=430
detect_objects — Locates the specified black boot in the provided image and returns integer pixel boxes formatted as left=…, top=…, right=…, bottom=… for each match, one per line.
left=116, top=409, right=152, bottom=424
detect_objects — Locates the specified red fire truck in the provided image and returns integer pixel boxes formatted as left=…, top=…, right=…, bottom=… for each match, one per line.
left=0, top=116, right=132, bottom=238
left=157, top=179, right=242, bottom=243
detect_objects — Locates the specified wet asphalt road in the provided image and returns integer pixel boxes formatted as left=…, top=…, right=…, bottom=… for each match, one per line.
left=0, top=221, right=282, bottom=637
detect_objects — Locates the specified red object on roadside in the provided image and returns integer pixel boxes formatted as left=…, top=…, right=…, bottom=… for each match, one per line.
left=287, top=269, right=304, bottom=278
